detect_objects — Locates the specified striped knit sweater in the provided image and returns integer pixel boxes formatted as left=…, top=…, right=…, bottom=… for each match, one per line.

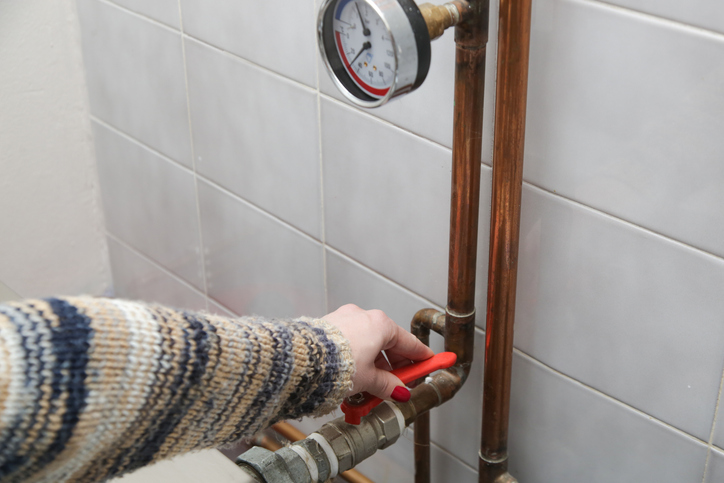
left=0, top=296, right=355, bottom=483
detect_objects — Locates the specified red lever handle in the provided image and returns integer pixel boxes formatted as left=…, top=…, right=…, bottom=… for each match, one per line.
left=340, top=352, right=457, bottom=424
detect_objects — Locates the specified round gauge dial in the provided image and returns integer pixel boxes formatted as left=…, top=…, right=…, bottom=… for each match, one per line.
left=334, top=1, right=395, bottom=98
left=318, top=0, right=431, bottom=108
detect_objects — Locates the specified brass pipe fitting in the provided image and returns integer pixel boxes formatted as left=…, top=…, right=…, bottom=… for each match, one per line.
left=271, top=423, right=374, bottom=483
left=419, top=1, right=471, bottom=40
left=238, top=403, right=403, bottom=483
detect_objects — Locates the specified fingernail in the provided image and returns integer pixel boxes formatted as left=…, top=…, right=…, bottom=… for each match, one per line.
left=391, top=386, right=411, bottom=402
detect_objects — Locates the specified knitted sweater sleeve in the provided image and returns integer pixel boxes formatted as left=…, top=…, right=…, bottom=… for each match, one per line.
left=0, top=296, right=355, bottom=483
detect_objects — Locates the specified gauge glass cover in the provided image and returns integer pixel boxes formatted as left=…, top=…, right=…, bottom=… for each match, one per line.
left=332, top=0, right=396, bottom=99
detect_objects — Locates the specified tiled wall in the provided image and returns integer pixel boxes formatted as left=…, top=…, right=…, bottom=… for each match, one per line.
left=76, top=0, right=724, bottom=481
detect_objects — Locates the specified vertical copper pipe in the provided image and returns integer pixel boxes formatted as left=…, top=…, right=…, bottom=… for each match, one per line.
left=413, top=326, right=431, bottom=483
left=445, top=0, right=489, bottom=377
left=410, top=309, right=444, bottom=483
left=407, top=3, right=489, bottom=482
left=479, top=0, right=533, bottom=480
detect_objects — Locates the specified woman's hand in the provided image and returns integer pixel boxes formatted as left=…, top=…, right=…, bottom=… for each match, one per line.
left=323, top=304, right=434, bottom=402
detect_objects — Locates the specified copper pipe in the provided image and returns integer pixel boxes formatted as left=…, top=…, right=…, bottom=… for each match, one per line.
left=271, top=422, right=306, bottom=442
left=254, top=433, right=283, bottom=452
left=272, top=423, right=374, bottom=483
left=410, top=309, right=445, bottom=483
left=478, top=0, right=533, bottom=480
left=445, top=0, right=489, bottom=377
left=405, top=2, right=489, bottom=481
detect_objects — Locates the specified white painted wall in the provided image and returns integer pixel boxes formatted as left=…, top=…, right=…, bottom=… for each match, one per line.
left=0, top=0, right=110, bottom=298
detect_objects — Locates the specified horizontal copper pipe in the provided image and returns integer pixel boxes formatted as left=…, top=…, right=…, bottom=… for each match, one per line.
left=271, top=422, right=306, bottom=442
left=254, top=434, right=283, bottom=452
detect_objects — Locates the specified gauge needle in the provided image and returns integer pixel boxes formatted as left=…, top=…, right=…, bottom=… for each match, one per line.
left=355, top=2, right=371, bottom=36
left=349, top=41, right=371, bottom=66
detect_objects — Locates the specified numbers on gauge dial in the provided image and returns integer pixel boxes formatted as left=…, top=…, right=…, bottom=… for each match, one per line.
left=333, top=0, right=396, bottom=98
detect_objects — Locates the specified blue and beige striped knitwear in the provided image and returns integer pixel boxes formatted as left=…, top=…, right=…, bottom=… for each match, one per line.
left=0, top=296, right=355, bottom=483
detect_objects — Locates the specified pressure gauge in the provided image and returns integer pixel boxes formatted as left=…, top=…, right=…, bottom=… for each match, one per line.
left=318, top=0, right=432, bottom=108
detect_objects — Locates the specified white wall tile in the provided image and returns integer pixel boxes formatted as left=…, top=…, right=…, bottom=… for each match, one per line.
left=198, top=180, right=325, bottom=318
left=430, top=446, right=477, bottom=483
left=107, top=0, right=180, bottom=28
left=508, top=353, right=708, bottom=483
left=515, top=185, right=724, bottom=440
left=705, top=448, right=724, bottom=483
left=107, top=237, right=206, bottom=311
left=322, top=99, right=452, bottom=306
left=77, top=0, right=191, bottom=165
left=326, top=249, right=437, bottom=324
left=597, top=0, right=724, bottom=36
left=525, top=0, right=724, bottom=258
left=93, top=121, right=204, bottom=288
left=185, top=39, right=322, bottom=238
left=180, top=0, right=318, bottom=87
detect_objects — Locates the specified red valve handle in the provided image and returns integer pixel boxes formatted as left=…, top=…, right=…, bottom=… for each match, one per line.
left=340, top=352, right=457, bottom=424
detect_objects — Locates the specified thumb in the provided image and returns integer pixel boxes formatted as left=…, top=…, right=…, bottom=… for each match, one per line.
left=367, top=369, right=411, bottom=403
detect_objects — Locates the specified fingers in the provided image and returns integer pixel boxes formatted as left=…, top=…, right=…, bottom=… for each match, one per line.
left=364, top=368, right=411, bottom=402
left=383, top=323, right=434, bottom=361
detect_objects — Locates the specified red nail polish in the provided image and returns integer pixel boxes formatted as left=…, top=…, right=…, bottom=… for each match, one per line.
left=391, top=386, right=411, bottom=402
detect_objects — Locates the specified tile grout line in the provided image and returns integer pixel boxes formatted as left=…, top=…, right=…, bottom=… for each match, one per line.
left=313, top=4, right=330, bottom=315
left=702, top=354, right=724, bottom=482
left=105, top=231, right=207, bottom=301
left=177, top=0, right=210, bottom=312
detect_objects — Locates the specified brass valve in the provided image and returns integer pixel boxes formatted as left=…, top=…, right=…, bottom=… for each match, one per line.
left=419, top=1, right=471, bottom=40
